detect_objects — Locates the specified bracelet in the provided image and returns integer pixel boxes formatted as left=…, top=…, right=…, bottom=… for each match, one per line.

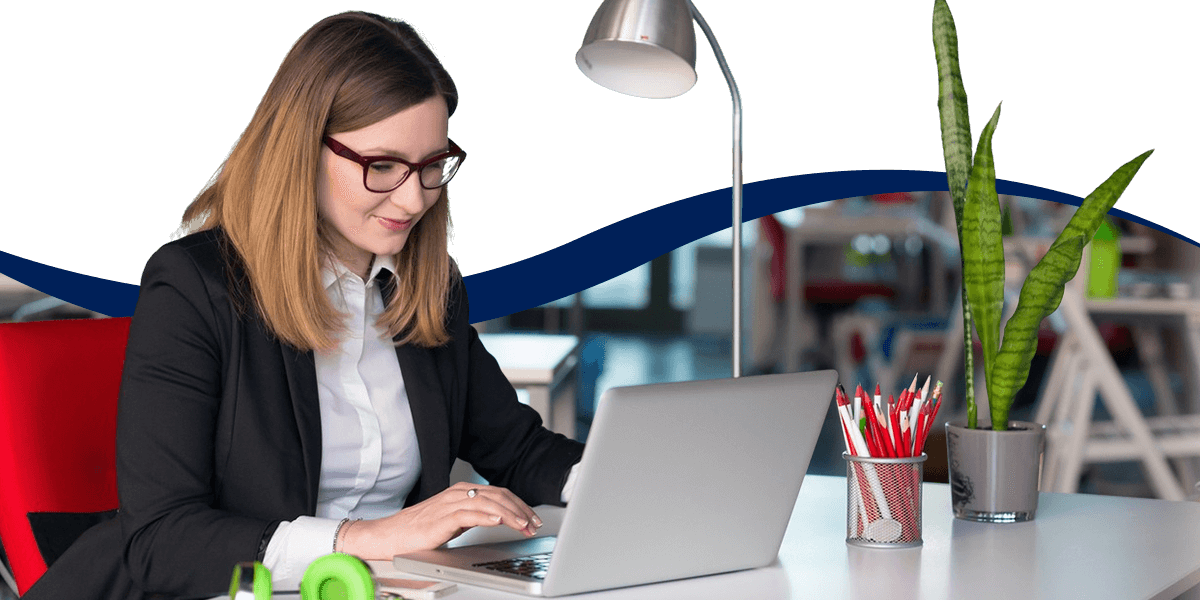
left=333, top=518, right=361, bottom=553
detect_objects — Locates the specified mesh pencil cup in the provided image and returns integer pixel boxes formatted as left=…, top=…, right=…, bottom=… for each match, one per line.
left=844, top=452, right=926, bottom=548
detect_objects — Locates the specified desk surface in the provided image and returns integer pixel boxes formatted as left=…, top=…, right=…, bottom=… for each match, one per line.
left=477, top=334, right=578, bottom=385
left=0, top=275, right=28, bottom=293
left=246, top=475, right=1200, bottom=600
left=0, top=275, right=46, bottom=319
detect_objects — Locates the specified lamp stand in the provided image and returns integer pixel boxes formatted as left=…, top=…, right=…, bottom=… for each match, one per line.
left=688, top=1, right=743, bottom=378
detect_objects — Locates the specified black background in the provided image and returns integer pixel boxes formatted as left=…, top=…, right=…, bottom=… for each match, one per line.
left=4, top=4, right=1185, bottom=285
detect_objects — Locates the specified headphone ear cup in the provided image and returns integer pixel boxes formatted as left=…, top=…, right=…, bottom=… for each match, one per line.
left=301, top=553, right=376, bottom=600
left=229, top=561, right=273, bottom=600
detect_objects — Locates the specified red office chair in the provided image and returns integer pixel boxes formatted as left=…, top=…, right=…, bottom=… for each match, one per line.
left=758, top=213, right=898, bottom=305
left=758, top=213, right=788, bottom=303
left=0, top=317, right=131, bottom=595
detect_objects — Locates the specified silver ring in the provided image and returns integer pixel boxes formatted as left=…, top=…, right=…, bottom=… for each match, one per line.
left=467, top=488, right=478, bottom=498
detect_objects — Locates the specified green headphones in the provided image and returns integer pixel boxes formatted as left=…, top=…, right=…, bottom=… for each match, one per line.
left=301, top=553, right=377, bottom=600
left=230, top=554, right=376, bottom=600
left=229, top=562, right=272, bottom=600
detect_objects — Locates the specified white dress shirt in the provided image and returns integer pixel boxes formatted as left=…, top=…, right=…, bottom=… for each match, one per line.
left=262, top=255, right=580, bottom=588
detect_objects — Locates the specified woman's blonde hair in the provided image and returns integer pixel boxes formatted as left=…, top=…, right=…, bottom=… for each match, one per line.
left=182, top=11, right=458, bottom=351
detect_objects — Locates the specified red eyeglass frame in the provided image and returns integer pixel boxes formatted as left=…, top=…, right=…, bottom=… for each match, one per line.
left=322, top=136, right=467, bottom=192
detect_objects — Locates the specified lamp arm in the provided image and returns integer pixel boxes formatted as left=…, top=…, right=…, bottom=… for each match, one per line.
left=688, top=1, right=744, bottom=378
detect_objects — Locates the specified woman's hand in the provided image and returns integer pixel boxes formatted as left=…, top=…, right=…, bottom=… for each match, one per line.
left=339, top=482, right=543, bottom=560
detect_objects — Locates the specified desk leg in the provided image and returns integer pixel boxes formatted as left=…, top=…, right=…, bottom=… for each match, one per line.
left=528, top=383, right=580, bottom=439
left=526, top=385, right=552, bottom=434
left=551, top=383, right=577, bottom=440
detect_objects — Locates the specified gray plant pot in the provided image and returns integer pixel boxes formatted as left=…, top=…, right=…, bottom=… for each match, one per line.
left=945, top=421, right=1046, bottom=523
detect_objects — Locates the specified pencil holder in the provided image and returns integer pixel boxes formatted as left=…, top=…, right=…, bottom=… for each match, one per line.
left=844, top=452, right=926, bottom=548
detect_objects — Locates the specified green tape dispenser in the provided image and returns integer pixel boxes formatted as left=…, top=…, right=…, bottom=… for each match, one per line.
left=229, top=561, right=272, bottom=600
left=301, top=553, right=376, bottom=600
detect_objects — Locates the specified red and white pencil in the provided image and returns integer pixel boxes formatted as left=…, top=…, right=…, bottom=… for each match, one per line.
left=836, top=384, right=892, bottom=533
left=914, top=380, right=944, bottom=454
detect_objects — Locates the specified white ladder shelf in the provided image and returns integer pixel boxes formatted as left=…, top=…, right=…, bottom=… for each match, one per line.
left=1036, top=285, right=1200, bottom=500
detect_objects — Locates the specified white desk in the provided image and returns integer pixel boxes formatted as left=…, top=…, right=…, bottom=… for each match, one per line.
left=0, top=275, right=27, bottom=293
left=241, top=475, right=1200, bottom=600
left=477, top=334, right=580, bottom=438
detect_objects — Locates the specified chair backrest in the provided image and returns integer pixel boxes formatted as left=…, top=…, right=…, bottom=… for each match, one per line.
left=758, top=214, right=787, bottom=302
left=0, top=317, right=131, bottom=594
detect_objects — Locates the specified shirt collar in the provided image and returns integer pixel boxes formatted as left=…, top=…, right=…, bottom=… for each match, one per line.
left=321, top=254, right=396, bottom=290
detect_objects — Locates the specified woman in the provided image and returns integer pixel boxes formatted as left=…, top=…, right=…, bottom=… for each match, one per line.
left=26, top=11, right=583, bottom=599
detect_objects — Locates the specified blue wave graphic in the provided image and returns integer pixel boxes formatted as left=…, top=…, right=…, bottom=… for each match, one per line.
left=0, top=170, right=1192, bottom=322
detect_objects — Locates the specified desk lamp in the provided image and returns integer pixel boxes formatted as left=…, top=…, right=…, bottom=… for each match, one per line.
left=576, top=0, right=745, bottom=377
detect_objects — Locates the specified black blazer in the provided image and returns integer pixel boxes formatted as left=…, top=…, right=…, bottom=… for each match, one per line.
left=25, top=228, right=584, bottom=600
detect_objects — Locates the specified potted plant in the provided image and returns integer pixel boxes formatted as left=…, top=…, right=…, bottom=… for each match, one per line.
left=933, top=0, right=1151, bottom=522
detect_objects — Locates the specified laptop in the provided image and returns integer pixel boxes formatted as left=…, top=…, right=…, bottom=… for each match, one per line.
left=392, top=370, right=838, bottom=596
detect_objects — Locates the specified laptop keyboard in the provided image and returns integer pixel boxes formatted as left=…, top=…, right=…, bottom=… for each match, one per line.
left=473, top=552, right=553, bottom=580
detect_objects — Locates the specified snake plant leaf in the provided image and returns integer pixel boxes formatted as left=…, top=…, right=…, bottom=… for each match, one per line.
left=962, top=103, right=1005, bottom=393
left=989, top=236, right=1085, bottom=429
left=933, top=0, right=978, bottom=424
left=1056, top=150, right=1154, bottom=257
left=933, top=0, right=973, bottom=226
left=988, top=149, right=1153, bottom=429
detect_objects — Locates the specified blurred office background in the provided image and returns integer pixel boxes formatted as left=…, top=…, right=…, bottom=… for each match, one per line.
left=475, top=192, right=1200, bottom=501
left=2, top=194, right=1200, bottom=499
left=9, top=191, right=1200, bottom=598
left=5, top=193, right=1200, bottom=503
left=2, top=193, right=1200, bottom=571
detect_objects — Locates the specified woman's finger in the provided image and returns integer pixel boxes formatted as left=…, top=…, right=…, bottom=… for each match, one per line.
left=448, top=509, right=510, bottom=531
left=490, top=486, right=540, bottom=527
left=464, top=496, right=536, bottom=535
left=469, top=487, right=536, bottom=524
left=459, top=486, right=540, bottom=533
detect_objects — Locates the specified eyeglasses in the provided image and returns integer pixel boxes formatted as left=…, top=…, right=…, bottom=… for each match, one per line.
left=322, top=136, right=466, bottom=193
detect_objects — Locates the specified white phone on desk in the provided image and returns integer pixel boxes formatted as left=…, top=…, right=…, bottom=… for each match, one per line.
left=376, top=577, right=457, bottom=599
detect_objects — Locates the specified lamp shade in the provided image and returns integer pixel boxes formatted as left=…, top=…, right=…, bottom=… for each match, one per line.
left=576, top=0, right=697, bottom=99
